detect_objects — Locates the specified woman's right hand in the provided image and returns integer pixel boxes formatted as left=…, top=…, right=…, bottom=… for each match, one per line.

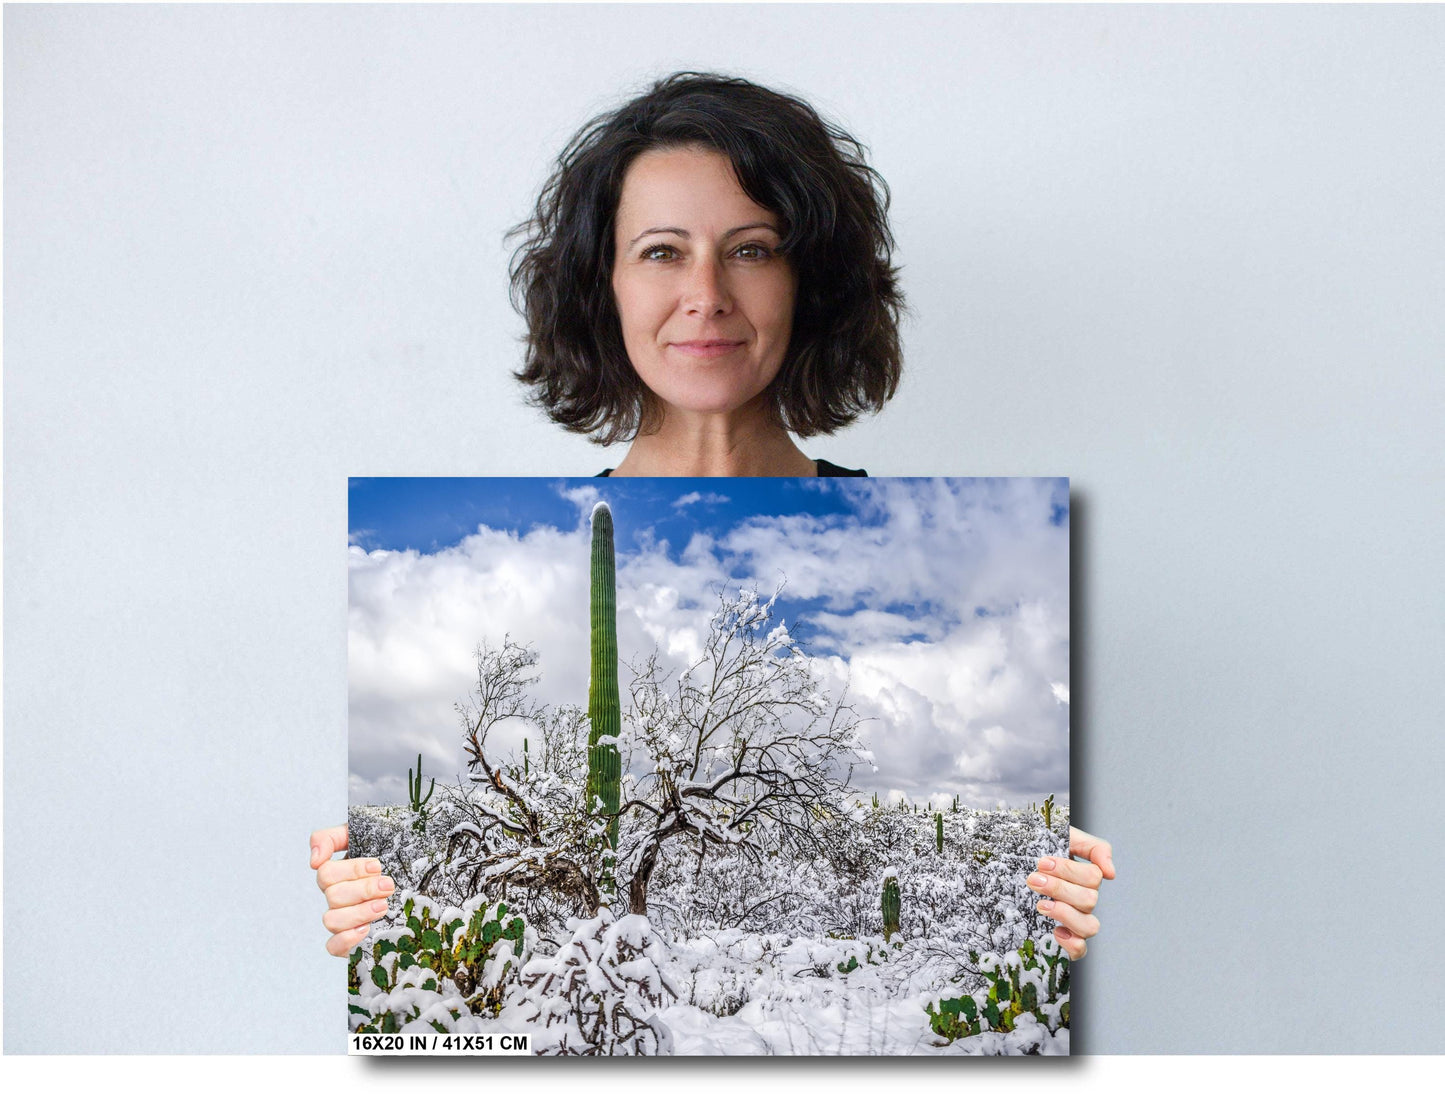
left=311, top=824, right=395, bottom=957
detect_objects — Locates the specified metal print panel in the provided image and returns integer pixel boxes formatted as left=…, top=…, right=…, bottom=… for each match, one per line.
left=347, top=476, right=1071, bottom=1055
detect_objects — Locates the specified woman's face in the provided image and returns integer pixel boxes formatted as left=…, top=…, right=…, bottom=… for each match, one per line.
left=611, top=146, right=797, bottom=422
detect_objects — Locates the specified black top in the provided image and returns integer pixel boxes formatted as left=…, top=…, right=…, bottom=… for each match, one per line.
left=596, top=458, right=867, bottom=478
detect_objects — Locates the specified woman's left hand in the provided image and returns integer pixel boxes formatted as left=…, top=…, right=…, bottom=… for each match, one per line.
left=1025, top=826, right=1115, bottom=961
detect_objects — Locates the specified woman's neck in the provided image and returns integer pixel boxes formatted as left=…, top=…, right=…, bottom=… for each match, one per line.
left=610, top=401, right=817, bottom=477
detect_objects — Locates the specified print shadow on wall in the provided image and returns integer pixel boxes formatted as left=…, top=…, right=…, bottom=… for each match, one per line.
left=347, top=476, right=1071, bottom=1055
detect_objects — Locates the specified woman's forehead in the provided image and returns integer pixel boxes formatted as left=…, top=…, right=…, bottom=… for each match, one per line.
left=615, top=146, right=778, bottom=232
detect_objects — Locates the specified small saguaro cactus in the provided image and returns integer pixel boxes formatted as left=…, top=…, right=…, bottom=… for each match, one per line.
left=871, top=791, right=880, bottom=809
left=935, top=811, right=944, bottom=853
left=407, top=752, right=435, bottom=831
left=1041, top=793, right=1055, bottom=830
left=522, top=737, right=529, bottom=778
left=881, top=873, right=901, bottom=941
left=951, top=794, right=959, bottom=813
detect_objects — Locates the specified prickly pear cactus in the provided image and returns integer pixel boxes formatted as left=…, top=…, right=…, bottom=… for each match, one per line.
left=349, top=891, right=534, bottom=1033
left=925, top=936, right=1071, bottom=1045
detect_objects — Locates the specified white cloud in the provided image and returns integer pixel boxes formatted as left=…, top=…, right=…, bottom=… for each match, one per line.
left=556, top=483, right=602, bottom=525
left=672, top=490, right=730, bottom=510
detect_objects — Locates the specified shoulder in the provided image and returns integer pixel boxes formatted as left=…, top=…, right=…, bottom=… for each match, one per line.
left=813, top=458, right=868, bottom=477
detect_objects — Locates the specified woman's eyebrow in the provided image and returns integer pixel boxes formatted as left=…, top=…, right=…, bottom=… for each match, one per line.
left=626, top=222, right=780, bottom=249
left=628, top=226, right=688, bottom=248
left=724, top=222, right=781, bottom=240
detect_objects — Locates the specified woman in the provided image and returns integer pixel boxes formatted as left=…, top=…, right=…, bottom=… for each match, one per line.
left=313, top=72, right=1114, bottom=962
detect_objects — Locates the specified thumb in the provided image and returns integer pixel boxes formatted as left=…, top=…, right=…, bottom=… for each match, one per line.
left=1069, top=826, right=1116, bottom=879
left=309, top=824, right=348, bottom=869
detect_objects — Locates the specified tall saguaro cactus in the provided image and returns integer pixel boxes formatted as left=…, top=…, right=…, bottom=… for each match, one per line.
left=586, top=502, right=622, bottom=899
left=935, top=812, right=944, bottom=854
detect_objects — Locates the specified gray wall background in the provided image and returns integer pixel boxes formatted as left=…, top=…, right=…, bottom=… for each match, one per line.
left=6, top=4, right=1442, bottom=1054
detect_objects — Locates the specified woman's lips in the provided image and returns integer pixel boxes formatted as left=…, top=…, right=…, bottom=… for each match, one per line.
left=669, top=340, right=744, bottom=356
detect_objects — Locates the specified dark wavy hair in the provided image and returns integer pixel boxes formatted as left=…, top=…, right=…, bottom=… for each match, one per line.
left=508, top=72, right=905, bottom=445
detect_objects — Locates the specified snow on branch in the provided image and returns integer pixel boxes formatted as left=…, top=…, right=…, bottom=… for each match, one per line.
left=422, top=584, right=875, bottom=927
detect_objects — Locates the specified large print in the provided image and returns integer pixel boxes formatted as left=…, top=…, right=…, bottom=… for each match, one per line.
left=347, top=476, right=1071, bottom=1055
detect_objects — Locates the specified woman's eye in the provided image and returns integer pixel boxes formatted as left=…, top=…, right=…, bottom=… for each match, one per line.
left=641, top=244, right=678, bottom=262
left=734, top=243, right=774, bottom=260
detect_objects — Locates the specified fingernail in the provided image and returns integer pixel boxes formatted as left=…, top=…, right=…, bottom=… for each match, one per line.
left=311, top=846, right=320, bottom=863
left=366, top=860, right=382, bottom=873
left=1028, top=873, right=1048, bottom=888
left=1038, top=857, right=1056, bottom=871
left=371, top=900, right=387, bottom=913
left=1056, top=927, right=1073, bottom=940
left=379, top=877, right=394, bottom=891
left=1038, top=899, right=1054, bottom=911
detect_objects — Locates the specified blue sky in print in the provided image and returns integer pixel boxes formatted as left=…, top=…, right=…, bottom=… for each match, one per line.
left=348, top=477, right=1069, bottom=812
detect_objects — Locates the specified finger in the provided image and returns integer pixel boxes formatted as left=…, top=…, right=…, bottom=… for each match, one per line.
left=1034, top=854, right=1104, bottom=891
left=324, top=873, right=396, bottom=910
left=310, top=824, right=349, bottom=870
left=327, top=922, right=372, bottom=958
left=1026, top=867, right=1099, bottom=914
left=1053, top=926, right=1086, bottom=962
left=323, top=896, right=393, bottom=935
left=316, top=855, right=383, bottom=891
left=1068, top=827, right=1116, bottom=879
left=1034, top=896, right=1099, bottom=939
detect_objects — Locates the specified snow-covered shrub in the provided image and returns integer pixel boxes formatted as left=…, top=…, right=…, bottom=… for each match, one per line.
left=349, top=890, right=536, bottom=1033
left=831, top=932, right=893, bottom=975
left=347, top=796, right=466, bottom=894
left=646, top=846, right=846, bottom=941
left=925, top=934, right=1070, bottom=1044
left=428, top=643, right=610, bottom=919
left=514, top=906, right=677, bottom=1055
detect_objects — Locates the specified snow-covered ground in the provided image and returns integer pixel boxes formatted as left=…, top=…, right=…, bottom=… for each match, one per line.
left=348, top=789, right=1070, bottom=1056
left=657, top=928, right=1065, bottom=1055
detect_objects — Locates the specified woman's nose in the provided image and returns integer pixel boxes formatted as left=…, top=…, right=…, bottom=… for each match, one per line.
left=682, top=257, right=732, bottom=317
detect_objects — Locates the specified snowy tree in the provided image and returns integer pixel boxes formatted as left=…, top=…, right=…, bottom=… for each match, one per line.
left=421, top=587, right=876, bottom=923
left=420, top=639, right=605, bottom=916
left=613, top=586, right=875, bottom=915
